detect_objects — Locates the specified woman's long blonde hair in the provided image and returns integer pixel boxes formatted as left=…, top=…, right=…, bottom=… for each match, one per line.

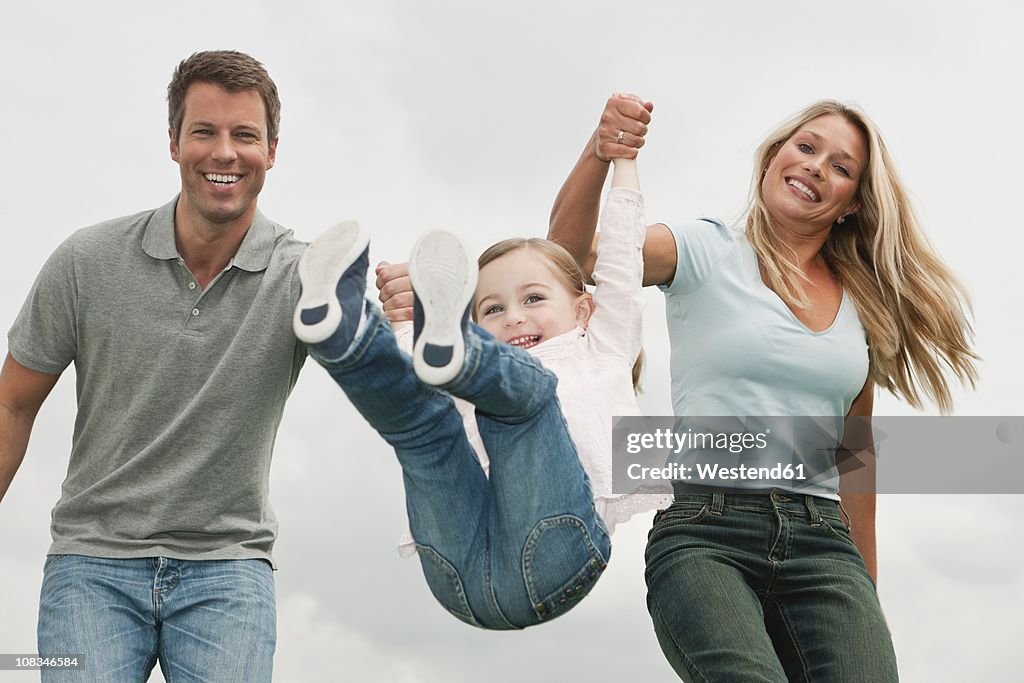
left=747, top=100, right=978, bottom=412
left=477, top=238, right=645, bottom=392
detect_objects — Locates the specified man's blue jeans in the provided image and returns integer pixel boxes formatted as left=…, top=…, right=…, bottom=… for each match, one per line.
left=37, top=555, right=275, bottom=682
left=312, top=305, right=610, bottom=629
left=645, top=487, right=898, bottom=682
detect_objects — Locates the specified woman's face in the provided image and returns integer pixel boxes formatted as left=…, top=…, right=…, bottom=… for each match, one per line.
left=761, top=113, right=868, bottom=232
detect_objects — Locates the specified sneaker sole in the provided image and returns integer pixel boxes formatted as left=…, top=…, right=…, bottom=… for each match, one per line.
left=294, top=220, right=370, bottom=344
left=409, top=231, right=477, bottom=385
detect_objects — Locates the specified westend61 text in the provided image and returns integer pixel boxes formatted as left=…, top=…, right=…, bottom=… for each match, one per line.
left=625, top=428, right=770, bottom=455
left=627, top=462, right=807, bottom=482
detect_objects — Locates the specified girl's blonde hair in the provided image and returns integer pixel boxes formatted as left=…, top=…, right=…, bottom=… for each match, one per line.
left=747, top=100, right=978, bottom=412
left=477, top=237, right=645, bottom=392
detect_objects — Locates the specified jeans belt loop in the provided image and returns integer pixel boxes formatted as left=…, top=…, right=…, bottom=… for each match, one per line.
left=804, top=495, right=823, bottom=525
left=711, top=490, right=725, bottom=515
left=837, top=499, right=853, bottom=531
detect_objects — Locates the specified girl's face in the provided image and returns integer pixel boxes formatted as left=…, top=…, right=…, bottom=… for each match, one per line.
left=761, top=113, right=867, bottom=232
left=475, top=249, right=591, bottom=350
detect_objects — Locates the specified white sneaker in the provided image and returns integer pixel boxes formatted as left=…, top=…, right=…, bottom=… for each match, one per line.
left=293, top=220, right=370, bottom=348
left=409, top=230, right=477, bottom=386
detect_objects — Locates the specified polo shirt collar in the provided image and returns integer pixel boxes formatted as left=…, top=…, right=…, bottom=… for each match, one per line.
left=142, top=196, right=277, bottom=273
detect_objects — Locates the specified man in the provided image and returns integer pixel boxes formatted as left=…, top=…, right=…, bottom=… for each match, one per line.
left=0, top=51, right=306, bottom=682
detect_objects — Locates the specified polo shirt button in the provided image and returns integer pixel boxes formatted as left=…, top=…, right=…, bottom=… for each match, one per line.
left=192, top=308, right=200, bottom=316
left=189, top=282, right=196, bottom=290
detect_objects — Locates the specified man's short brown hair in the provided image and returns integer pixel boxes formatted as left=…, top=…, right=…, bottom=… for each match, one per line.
left=167, top=50, right=281, bottom=142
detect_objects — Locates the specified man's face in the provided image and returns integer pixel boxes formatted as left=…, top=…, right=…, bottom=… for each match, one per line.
left=169, top=82, right=277, bottom=229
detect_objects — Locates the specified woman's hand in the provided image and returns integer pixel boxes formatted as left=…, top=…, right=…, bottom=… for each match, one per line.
left=593, top=93, right=654, bottom=162
left=549, top=93, right=653, bottom=274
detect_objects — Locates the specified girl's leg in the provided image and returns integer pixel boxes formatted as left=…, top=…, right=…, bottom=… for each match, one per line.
left=310, top=306, right=514, bottom=628
left=295, top=225, right=610, bottom=629
left=294, top=224, right=506, bottom=628
left=447, top=325, right=611, bottom=625
left=410, top=232, right=612, bottom=627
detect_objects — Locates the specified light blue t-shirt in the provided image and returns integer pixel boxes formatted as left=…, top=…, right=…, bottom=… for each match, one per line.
left=660, top=219, right=869, bottom=498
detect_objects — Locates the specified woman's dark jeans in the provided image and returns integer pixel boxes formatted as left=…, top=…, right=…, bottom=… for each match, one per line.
left=645, top=486, right=899, bottom=682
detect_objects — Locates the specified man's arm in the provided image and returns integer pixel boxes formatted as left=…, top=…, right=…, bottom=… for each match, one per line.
left=840, top=380, right=878, bottom=582
left=0, top=352, right=61, bottom=502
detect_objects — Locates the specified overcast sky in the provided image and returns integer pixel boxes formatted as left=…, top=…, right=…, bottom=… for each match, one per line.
left=1, top=2, right=1022, bottom=681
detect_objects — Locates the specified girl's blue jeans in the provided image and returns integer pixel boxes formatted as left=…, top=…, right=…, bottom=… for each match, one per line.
left=311, top=305, right=610, bottom=629
left=645, top=486, right=899, bottom=682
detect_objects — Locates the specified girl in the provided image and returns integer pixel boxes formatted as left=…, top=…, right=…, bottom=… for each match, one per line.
left=294, top=156, right=668, bottom=629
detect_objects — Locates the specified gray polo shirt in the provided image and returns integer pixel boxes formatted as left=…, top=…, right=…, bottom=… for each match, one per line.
left=8, top=198, right=307, bottom=564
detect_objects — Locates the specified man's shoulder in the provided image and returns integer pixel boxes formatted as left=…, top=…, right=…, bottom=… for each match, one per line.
left=261, top=217, right=308, bottom=264
left=65, top=203, right=168, bottom=251
left=264, top=219, right=307, bottom=247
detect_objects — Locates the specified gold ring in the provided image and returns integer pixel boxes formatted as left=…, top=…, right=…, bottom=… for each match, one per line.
left=616, top=130, right=625, bottom=143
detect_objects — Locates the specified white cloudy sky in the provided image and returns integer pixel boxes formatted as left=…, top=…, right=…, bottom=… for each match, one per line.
left=1, top=2, right=1022, bottom=681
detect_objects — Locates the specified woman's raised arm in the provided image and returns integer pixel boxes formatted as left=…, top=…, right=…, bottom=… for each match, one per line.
left=548, top=93, right=652, bottom=278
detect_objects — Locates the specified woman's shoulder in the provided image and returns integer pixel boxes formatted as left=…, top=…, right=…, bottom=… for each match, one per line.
left=658, top=217, right=739, bottom=295
left=664, top=216, right=734, bottom=242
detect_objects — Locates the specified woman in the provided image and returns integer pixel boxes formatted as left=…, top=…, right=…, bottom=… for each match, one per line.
left=548, top=96, right=978, bottom=681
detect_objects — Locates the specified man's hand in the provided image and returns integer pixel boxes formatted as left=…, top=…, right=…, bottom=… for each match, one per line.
left=593, top=93, right=654, bottom=162
left=375, top=261, right=414, bottom=323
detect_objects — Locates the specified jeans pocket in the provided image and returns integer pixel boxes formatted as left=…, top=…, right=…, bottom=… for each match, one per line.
left=41, top=555, right=69, bottom=574
left=649, top=502, right=710, bottom=535
left=415, top=544, right=481, bottom=628
left=819, top=517, right=859, bottom=551
left=522, top=515, right=609, bottom=622
left=821, top=510, right=851, bottom=533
